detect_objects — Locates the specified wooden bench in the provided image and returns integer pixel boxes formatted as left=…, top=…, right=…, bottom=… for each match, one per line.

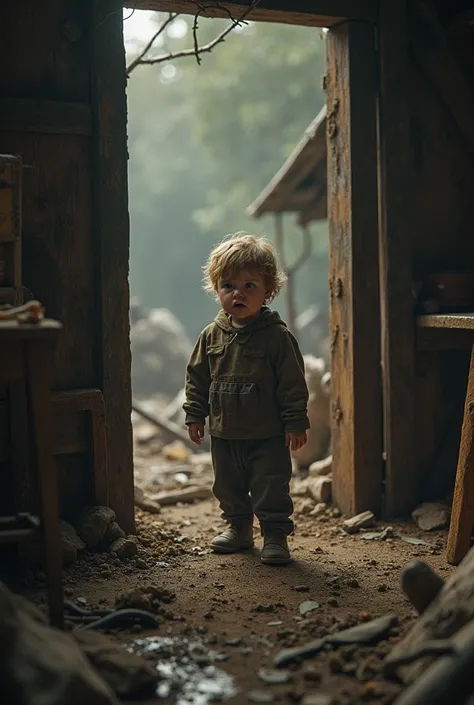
left=417, top=313, right=474, bottom=565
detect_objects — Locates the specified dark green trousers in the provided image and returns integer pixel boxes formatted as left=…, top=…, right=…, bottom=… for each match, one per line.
left=210, top=435, right=294, bottom=535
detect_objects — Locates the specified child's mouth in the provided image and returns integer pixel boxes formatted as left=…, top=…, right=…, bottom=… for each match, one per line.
left=232, top=302, right=245, bottom=308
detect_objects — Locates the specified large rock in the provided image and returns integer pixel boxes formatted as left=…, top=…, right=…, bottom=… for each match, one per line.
left=131, top=307, right=192, bottom=398
left=292, top=355, right=331, bottom=468
left=412, top=502, right=450, bottom=531
left=0, top=583, right=118, bottom=705
left=76, top=506, right=116, bottom=550
left=60, top=520, right=86, bottom=565
left=74, top=630, right=158, bottom=699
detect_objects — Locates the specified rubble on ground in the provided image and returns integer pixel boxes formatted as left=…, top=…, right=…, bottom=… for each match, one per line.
left=411, top=502, right=450, bottom=531
left=130, top=304, right=192, bottom=398
left=292, top=355, right=331, bottom=469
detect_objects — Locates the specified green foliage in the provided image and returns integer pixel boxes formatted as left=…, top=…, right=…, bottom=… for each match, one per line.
left=126, top=13, right=329, bottom=342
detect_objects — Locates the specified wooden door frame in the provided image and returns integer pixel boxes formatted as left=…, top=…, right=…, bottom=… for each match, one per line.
left=112, top=0, right=394, bottom=521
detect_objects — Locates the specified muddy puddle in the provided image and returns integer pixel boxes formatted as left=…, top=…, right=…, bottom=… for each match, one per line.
left=130, top=635, right=237, bottom=704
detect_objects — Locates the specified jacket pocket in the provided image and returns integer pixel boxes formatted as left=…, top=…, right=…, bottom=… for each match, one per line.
left=209, top=375, right=261, bottom=431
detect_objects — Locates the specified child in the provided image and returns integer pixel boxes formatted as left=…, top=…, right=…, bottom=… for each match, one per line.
left=183, top=233, right=309, bottom=565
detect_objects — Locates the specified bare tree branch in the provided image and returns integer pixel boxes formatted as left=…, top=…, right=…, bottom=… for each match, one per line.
left=126, top=1, right=262, bottom=76
left=126, top=13, right=180, bottom=75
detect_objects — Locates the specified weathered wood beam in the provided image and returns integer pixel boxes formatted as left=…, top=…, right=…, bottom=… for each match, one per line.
left=410, top=0, right=474, bottom=164
left=92, top=0, right=134, bottom=533
left=377, top=0, right=416, bottom=517
left=326, top=21, right=383, bottom=516
left=0, top=98, right=91, bottom=136
left=124, top=0, right=378, bottom=27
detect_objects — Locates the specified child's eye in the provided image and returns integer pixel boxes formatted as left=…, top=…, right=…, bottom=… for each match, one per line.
left=222, top=283, right=232, bottom=290
left=245, top=282, right=256, bottom=289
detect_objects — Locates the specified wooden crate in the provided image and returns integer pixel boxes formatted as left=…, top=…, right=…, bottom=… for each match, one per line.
left=0, top=154, right=22, bottom=306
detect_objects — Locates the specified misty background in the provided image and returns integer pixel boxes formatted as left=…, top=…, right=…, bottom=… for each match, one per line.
left=124, top=11, right=329, bottom=400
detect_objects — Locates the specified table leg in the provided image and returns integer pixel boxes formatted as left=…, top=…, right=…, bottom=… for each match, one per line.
left=25, top=341, right=64, bottom=628
left=447, top=343, right=474, bottom=565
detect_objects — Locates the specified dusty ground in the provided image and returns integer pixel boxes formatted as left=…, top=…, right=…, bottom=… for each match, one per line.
left=43, top=492, right=455, bottom=705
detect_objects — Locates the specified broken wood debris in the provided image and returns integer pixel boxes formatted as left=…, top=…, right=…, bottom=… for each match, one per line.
left=274, top=614, right=398, bottom=668
left=149, top=486, right=213, bottom=506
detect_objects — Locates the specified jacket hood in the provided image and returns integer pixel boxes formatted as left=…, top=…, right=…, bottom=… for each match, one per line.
left=214, top=306, right=286, bottom=334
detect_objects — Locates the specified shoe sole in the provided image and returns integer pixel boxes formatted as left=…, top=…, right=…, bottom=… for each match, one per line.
left=210, top=541, right=254, bottom=554
left=261, top=555, right=292, bottom=565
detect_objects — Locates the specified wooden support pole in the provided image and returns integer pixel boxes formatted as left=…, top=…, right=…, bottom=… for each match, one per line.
left=92, top=0, right=134, bottom=533
left=446, top=345, right=474, bottom=565
left=326, top=21, right=383, bottom=516
left=377, top=0, right=416, bottom=517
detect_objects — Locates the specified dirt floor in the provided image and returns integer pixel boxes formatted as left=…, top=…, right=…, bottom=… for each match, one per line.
left=43, top=492, right=455, bottom=705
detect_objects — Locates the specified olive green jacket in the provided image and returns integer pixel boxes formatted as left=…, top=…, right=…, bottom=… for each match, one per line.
left=183, top=307, right=309, bottom=439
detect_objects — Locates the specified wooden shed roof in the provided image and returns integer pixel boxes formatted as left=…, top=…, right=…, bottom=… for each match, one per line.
left=246, top=106, right=327, bottom=226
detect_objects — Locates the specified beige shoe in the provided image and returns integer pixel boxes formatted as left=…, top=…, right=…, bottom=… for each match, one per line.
left=261, top=529, right=291, bottom=565
left=210, top=524, right=254, bottom=554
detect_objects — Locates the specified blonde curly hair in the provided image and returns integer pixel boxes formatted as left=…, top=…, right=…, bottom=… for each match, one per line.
left=202, top=232, right=286, bottom=303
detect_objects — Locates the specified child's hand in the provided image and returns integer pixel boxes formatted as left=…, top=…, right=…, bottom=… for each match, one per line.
left=188, top=423, right=205, bottom=445
left=285, top=431, right=307, bottom=452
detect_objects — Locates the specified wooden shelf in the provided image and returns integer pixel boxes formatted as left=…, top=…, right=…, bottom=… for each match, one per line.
left=417, top=313, right=474, bottom=330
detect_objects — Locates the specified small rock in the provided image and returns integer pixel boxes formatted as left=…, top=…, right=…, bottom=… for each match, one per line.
left=342, top=511, right=376, bottom=534
left=306, top=476, right=332, bottom=504
left=134, top=486, right=161, bottom=514
left=377, top=583, right=388, bottom=592
left=162, top=441, right=190, bottom=463
left=248, top=691, right=275, bottom=703
left=102, top=522, right=125, bottom=546
left=308, top=456, right=332, bottom=477
left=60, top=521, right=85, bottom=565
left=76, top=506, right=115, bottom=550
left=327, top=598, right=339, bottom=607
left=328, top=655, right=343, bottom=673
left=299, top=601, right=320, bottom=616
left=347, top=579, right=360, bottom=588
left=292, top=585, right=310, bottom=593
left=258, top=668, right=292, bottom=685
left=309, top=503, right=328, bottom=517
left=302, top=695, right=334, bottom=705
left=412, top=502, right=450, bottom=531
left=108, top=536, right=138, bottom=559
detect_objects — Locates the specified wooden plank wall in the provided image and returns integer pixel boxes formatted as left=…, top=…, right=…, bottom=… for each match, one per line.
left=408, top=3, right=474, bottom=508
left=0, top=0, right=134, bottom=531
left=326, top=22, right=383, bottom=517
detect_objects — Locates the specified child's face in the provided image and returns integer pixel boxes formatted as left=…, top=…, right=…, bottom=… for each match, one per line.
left=217, top=269, right=269, bottom=323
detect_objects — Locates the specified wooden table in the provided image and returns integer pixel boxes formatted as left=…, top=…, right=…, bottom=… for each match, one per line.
left=417, top=313, right=474, bottom=565
left=0, top=319, right=63, bottom=627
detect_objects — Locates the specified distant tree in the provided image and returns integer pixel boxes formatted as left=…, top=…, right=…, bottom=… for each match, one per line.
left=126, top=12, right=329, bottom=342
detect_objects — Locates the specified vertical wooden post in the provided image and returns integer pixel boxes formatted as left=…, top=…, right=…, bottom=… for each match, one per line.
left=326, top=21, right=383, bottom=517
left=91, top=0, right=134, bottom=533
left=377, top=0, right=415, bottom=517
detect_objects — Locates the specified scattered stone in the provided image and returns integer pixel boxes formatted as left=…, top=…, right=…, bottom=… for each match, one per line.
left=103, top=522, right=125, bottom=545
left=108, top=536, right=138, bottom=559
left=306, top=476, right=332, bottom=504
left=327, top=598, right=339, bottom=607
left=60, top=521, right=86, bottom=565
left=268, top=621, right=283, bottom=627
left=299, top=601, right=320, bottom=617
left=76, top=506, right=116, bottom=550
left=134, top=486, right=161, bottom=514
left=308, top=456, right=332, bottom=477
left=248, top=691, right=275, bottom=703
left=253, top=604, right=284, bottom=613
left=74, top=630, right=158, bottom=699
left=399, top=535, right=431, bottom=546
left=224, top=638, right=242, bottom=647
left=309, top=503, right=328, bottom=517
left=377, top=584, right=388, bottom=593
left=0, top=583, right=117, bottom=705
left=292, top=585, right=310, bottom=593
left=347, top=579, right=360, bottom=588
left=303, top=668, right=322, bottom=683
left=328, top=655, right=343, bottom=673
left=302, top=695, right=334, bottom=705
left=258, top=668, right=292, bottom=685
left=342, top=511, right=376, bottom=535
left=412, top=502, right=450, bottom=531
